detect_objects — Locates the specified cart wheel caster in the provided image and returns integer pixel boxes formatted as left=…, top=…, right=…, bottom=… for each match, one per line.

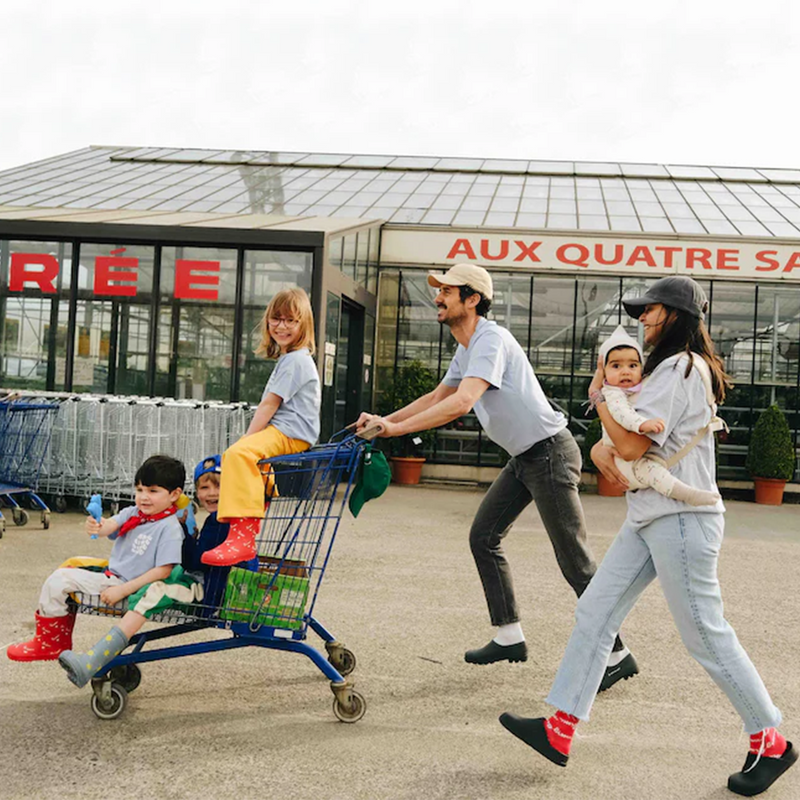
left=55, top=496, right=68, bottom=513
left=327, top=646, right=357, bottom=677
left=109, top=664, right=141, bottom=693
left=91, top=683, right=128, bottom=720
left=12, top=508, right=29, bottom=527
left=42, top=511, right=50, bottom=530
left=332, top=688, right=366, bottom=723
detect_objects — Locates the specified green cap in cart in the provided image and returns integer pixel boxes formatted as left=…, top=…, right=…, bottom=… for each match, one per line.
left=349, top=446, right=392, bottom=518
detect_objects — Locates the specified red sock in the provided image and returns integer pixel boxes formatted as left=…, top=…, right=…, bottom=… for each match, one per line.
left=750, top=728, right=787, bottom=759
left=545, top=710, right=579, bottom=756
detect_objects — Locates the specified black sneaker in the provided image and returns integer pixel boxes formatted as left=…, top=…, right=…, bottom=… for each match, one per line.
left=598, top=649, right=639, bottom=692
left=499, top=714, right=568, bottom=767
left=728, top=741, right=797, bottom=796
left=464, top=639, right=528, bottom=664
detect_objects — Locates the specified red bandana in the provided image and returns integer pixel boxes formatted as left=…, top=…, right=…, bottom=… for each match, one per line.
left=117, top=505, right=178, bottom=537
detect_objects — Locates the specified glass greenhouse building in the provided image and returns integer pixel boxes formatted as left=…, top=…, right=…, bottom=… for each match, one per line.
left=0, top=146, right=798, bottom=484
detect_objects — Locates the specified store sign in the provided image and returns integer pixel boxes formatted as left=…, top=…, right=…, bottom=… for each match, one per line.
left=7, top=249, right=222, bottom=300
left=380, top=229, right=800, bottom=281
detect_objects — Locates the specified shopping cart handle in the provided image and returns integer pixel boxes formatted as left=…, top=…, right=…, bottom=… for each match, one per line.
left=356, top=423, right=385, bottom=441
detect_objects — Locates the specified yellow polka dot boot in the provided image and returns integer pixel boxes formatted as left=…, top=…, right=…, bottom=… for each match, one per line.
left=58, top=626, right=129, bottom=688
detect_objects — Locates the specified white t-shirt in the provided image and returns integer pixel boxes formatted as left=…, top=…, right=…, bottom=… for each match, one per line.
left=626, top=353, right=725, bottom=527
left=262, top=348, right=321, bottom=446
left=442, top=318, right=566, bottom=456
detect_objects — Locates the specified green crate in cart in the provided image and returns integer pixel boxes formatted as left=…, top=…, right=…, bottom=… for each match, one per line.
left=221, top=566, right=310, bottom=630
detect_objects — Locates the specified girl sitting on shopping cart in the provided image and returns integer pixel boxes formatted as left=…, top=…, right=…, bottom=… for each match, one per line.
left=201, top=287, right=321, bottom=568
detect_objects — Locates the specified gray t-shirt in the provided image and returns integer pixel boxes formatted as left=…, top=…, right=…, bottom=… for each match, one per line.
left=442, top=318, right=566, bottom=456
left=108, top=505, right=185, bottom=582
left=262, top=348, right=321, bottom=446
left=626, top=353, right=725, bottom=527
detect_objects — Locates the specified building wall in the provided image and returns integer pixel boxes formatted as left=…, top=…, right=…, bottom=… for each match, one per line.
left=374, top=267, right=800, bottom=482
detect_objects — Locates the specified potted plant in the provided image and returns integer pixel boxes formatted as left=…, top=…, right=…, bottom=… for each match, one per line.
left=745, top=404, right=796, bottom=505
left=582, top=417, right=625, bottom=497
left=378, top=360, right=438, bottom=485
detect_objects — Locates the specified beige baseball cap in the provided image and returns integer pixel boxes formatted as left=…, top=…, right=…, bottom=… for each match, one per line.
left=427, top=263, right=493, bottom=300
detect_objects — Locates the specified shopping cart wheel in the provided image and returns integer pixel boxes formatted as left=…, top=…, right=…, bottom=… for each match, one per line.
left=109, top=664, right=141, bottom=693
left=12, top=508, right=29, bottom=527
left=41, top=511, right=50, bottom=530
left=90, top=683, right=128, bottom=720
left=54, top=496, right=68, bottom=513
left=327, top=646, right=357, bottom=677
left=331, top=687, right=366, bottom=723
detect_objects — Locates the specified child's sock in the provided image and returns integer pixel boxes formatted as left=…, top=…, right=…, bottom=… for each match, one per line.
left=544, top=710, right=579, bottom=757
left=667, top=483, right=721, bottom=507
left=749, top=728, right=787, bottom=760
left=58, top=626, right=129, bottom=688
left=494, top=622, right=525, bottom=646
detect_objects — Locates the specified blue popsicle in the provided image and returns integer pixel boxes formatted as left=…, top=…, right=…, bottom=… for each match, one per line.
left=86, top=493, right=102, bottom=539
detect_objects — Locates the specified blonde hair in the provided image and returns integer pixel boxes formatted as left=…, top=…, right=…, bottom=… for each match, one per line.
left=255, top=287, right=316, bottom=359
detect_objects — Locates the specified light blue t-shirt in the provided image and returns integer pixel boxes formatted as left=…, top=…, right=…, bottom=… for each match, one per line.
left=442, top=318, right=566, bottom=456
left=108, top=505, right=185, bottom=583
left=626, top=353, right=725, bottom=527
left=262, top=348, right=321, bottom=446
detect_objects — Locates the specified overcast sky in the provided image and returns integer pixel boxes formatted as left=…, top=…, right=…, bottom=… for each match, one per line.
left=1, top=1, right=797, bottom=173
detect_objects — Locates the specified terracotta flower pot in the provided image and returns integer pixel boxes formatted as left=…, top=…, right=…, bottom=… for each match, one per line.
left=596, top=472, right=626, bottom=497
left=753, top=477, right=787, bottom=506
left=389, top=457, right=426, bottom=485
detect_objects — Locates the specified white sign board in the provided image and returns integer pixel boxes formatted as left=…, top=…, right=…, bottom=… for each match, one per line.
left=381, top=229, right=800, bottom=281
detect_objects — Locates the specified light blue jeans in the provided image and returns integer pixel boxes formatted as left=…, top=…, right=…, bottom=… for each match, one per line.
left=546, top=512, right=781, bottom=734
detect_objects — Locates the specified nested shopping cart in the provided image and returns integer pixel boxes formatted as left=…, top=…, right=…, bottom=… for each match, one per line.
left=72, top=429, right=378, bottom=722
left=0, top=396, right=60, bottom=535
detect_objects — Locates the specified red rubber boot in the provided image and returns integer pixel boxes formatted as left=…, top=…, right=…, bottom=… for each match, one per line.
left=7, top=611, right=76, bottom=661
left=201, top=517, right=259, bottom=567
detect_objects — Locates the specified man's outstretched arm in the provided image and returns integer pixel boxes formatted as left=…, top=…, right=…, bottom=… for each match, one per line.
left=369, top=377, right=489, bottom=438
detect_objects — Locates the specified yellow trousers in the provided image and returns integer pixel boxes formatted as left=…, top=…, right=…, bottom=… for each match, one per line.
left=218, top=425, right=310, bottom=521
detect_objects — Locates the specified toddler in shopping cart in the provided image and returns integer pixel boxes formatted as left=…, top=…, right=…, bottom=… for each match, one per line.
left=200, top=286, right=321, bottom=568
left=53, top=454, right=259, bottom=688
left=7, top=455, right=188, bottom=673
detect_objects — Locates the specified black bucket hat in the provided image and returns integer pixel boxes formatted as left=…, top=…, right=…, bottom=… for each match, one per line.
left=622, top=276, right=709, bottom=320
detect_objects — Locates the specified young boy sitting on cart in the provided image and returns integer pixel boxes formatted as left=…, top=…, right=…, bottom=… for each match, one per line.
left=56, top=454, right=258, bottom=687
left=7, top=455, right=188, bottom=673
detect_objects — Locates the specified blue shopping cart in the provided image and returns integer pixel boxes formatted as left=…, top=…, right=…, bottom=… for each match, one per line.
left=72, top=428, right=381, bottom=722
left=0, top=397, right=60, bottom=536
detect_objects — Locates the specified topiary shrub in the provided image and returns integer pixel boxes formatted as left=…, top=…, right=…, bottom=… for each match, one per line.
left=745, top=405, right=796, bottom=481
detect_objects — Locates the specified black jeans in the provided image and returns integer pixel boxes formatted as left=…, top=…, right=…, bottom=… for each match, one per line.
left=469, top=428, right=597, bottom=626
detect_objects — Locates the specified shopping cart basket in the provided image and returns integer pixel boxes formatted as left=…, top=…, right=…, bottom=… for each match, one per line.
left=72, top=427, right=381, bottom=722
left=0, top=397, right=60, bottom=535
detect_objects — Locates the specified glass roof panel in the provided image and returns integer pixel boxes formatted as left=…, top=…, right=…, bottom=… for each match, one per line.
left=515, top=212, right=546, bottom=228
left=666, top=165, right=717, bottom=179
left=344, top=155, right=395, bottom=168
left=433, top=158, right=484, bottom=171
left=640, top=217, right=674, bottom=233
left=575, top=162, right=622, bottom=176
left=294, top=153, right=351, bottom=166
left=712, top=167, right=764, bottom=182
left=619, top=163, right=670, bottom=178
left=758, top=169, right=800, bottom=182
left=481, top=159, right=528, bottom=173
left=421, top=209, right=456, bottom=224
left=388, top=156, right=440, bottom=169
left=165, top=149, right=224, bottom=162
left=527, top=160, right=574, bottom=174
left=578, top=215, right=611, bottom=231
